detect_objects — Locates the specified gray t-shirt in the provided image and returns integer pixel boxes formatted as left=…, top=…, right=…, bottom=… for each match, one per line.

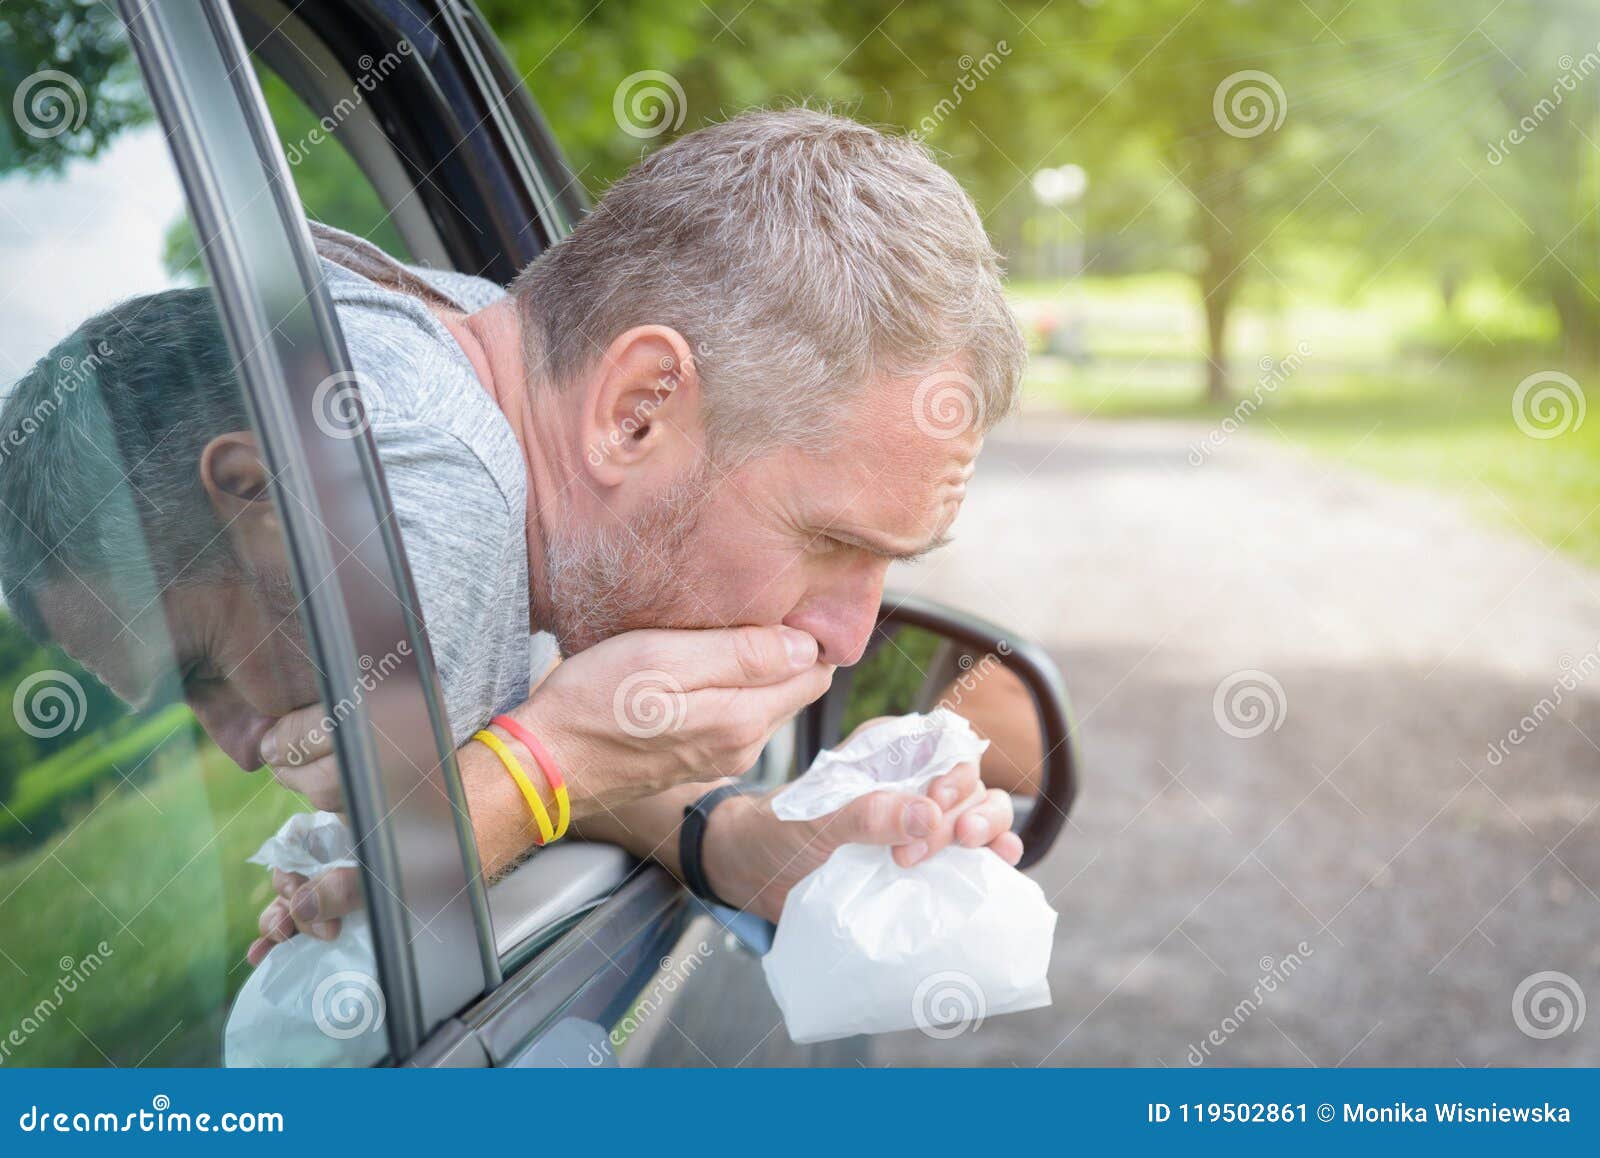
left=317, top=236, right=533, bottom=746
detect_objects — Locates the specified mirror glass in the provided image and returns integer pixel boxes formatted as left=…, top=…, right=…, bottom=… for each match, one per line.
left=837, top=624, right=1044, bottom=799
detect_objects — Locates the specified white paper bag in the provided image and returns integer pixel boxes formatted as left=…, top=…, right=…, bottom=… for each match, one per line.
left=761, top=710, right=1058, bottom=1044
left=223, top=812, right=386, bottom=1068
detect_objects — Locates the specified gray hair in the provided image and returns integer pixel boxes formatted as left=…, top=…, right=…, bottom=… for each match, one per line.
left=512, top=107, right=1025, bottom=461
left=0, top=290, right=245, bottom=640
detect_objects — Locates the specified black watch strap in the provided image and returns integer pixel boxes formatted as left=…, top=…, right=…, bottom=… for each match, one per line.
left=679, top=782, right=754, bottom=909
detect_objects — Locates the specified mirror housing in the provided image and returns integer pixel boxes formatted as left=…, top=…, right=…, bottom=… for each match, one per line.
left=797, top=593, right=1079, bottom=869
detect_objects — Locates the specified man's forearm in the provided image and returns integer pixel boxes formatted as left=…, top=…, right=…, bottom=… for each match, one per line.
left=570, top=779, right=730, bottom=879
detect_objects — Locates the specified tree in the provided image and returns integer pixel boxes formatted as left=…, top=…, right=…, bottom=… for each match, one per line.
left=0, top=0, right=149, bottom=176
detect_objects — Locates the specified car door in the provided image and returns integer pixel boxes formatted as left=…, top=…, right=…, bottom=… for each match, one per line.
left=0, top=0, right=498, bottom=1066
left=218, top=0, right=862, bottom=1067
left=216, top=0, right=1078, bottom=1067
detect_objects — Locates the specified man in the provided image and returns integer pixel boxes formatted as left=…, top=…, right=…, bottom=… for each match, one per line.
left=0, top=108, right=1028, bottom=960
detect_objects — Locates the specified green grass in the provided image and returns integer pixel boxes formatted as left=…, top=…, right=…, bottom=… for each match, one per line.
left=1013, top=274, right=1600, bottom=569
left=0, top=704, right=196, bottom=842
left=0, top=725, right=302, bottom=1066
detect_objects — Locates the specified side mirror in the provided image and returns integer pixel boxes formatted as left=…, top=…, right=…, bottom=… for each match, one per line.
left=797, top=593, right=1079, bottom=869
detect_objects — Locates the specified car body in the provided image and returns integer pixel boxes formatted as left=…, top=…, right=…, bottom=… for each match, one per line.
left=0, top=0, right=1073, bottom=1068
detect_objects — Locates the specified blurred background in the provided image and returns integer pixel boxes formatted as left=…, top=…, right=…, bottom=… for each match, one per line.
left=1, top=0, right=1597, bottom=1065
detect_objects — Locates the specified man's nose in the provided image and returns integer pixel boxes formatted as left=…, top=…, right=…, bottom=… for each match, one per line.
left=189, top=694, right=274, bottom=771
left=787, top=574, right=887, bottom=667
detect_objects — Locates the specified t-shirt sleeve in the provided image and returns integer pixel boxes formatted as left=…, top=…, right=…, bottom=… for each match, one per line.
left=369, top=416, right=521, bottom=746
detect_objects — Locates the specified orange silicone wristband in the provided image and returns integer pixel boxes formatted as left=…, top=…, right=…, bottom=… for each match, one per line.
left=493, top=714, right=570, bottom=840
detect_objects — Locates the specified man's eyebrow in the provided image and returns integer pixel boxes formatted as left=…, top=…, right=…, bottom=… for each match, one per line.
left=824, top=528, right=953, bottom=562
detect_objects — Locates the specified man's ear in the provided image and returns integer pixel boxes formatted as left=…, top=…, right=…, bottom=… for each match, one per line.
left=199, top=432, right=282, bottom=561
left=579, top=326, right=706, bottom=489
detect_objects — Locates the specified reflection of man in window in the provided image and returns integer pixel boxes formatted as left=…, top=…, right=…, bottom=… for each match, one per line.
left=0, top=291, right=320, bottom=773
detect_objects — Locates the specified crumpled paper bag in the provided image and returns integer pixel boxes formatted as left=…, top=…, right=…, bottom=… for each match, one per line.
left=223, top=812, right=386, bottom=1068
left=761, top=709, right=1057, bottom=1044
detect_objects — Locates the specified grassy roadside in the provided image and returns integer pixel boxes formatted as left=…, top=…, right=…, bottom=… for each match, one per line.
left=1012, top=274, right=1600, bottom=570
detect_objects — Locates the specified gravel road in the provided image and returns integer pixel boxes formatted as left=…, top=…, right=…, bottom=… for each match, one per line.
left=870, top=412, right=1600, bottom=1066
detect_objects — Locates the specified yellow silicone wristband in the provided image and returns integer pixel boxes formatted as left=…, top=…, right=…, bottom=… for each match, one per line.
left=473, top=729, right=555, bottom=845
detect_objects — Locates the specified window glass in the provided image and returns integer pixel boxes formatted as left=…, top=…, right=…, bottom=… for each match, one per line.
left=0, top=7, right=383, bottom=1067
left=240, top=8, right=581, bottom=962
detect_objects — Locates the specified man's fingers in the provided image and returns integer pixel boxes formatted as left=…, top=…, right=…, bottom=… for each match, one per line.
left=686, top=661, right=835, bottom=747
left=953, top=788, right=1015, bottom=849
left=988, top=830, right=1024, bottom=866
left=246, top=936, right=275, bottom=967
left=288, top=866, right=363, bottom=934
left=259, top=703, right=334, bottom=769
left=613, top=625, right=819, bottom=691
left=926, top=761, right=982, bottom=811
left=825, top=789, right=939, bottom=851
left=896, top=787, right=1015, bottom=868
left=268, top=754, right=345, bottom=812
left=258, top=897, right=296, bottom=942
left=271, top=869, right=307, bottom=900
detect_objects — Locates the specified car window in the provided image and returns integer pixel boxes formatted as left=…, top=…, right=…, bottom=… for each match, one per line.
left=233, top=3, right=634, bottom=969
left=0, top=10, right=383, bottom=1067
